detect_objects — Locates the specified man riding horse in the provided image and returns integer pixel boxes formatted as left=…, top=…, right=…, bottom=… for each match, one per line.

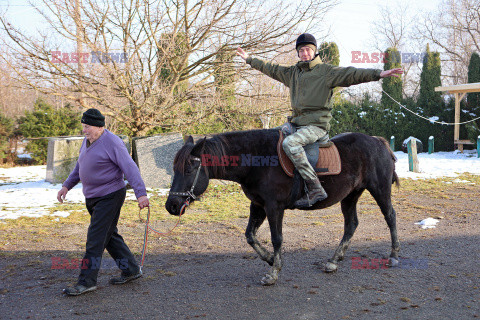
left=237, top=33, right=403, bottom=208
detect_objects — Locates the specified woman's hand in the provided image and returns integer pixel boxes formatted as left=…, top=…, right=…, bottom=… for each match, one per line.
left=138, top=195, right=149, bottom=209
left=57, top=187, right=68, bottom=203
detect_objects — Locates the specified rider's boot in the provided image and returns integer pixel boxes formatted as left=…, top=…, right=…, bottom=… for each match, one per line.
left=294, top=177, right=328, bottom=208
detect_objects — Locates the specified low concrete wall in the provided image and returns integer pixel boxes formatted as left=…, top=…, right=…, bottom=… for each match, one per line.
left=45, top=137, right=84, bottom=184
left=46, top=133, right=185, bottom=188
left=132, top=133, right=185, bottom=188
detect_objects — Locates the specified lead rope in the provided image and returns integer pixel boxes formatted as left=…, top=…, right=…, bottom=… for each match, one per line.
left=139, top=157, right=201, bottom=271
left=138, top=202, right=189, bottom=272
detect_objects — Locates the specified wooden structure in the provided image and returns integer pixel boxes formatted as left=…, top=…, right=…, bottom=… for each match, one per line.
left=407, top=138, right=420, bottom=173
left=435, top=83, right=480, bottom=152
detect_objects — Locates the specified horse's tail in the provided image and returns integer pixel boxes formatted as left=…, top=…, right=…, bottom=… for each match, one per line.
left=374, top=136, right=400, bottom=188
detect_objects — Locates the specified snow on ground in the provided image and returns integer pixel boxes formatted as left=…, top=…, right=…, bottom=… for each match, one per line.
left=394, top=149, right=480, bottom=179
left=0, top=165, right=168, bottom=220
left=0, top=150, right=479, bottom=220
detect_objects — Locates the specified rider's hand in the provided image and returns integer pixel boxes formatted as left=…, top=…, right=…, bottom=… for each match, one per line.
left=236, top=47, right=249, bottom=61
left=380, top=68, right=403, bottom=78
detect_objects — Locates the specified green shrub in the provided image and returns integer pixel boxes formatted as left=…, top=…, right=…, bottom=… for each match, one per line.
left=0, top=112, right=14, bottom=163
left=17, top=99, right=82, bottom=164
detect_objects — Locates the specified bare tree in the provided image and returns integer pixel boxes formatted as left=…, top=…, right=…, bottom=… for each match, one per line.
left=417, top=0, right=480, bottom=85
left=370, top=3, right=411, bottom=50
left=0, top=59, right=38, bottom=117
left=369, top=2, right=421, bottom=98
left=0, top=0, right=336, bottom=135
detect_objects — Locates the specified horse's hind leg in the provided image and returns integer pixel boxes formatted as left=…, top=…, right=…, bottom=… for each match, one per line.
left=324, top=189, right=364, bottom=273
left=368, top=186, right=400, bottom=266
left=245, top=202, right=274, bottom=266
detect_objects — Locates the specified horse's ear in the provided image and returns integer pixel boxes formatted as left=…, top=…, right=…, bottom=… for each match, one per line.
left=185, top=135, right=194, bottom=145
left=191, top=137, right=207, bottom=156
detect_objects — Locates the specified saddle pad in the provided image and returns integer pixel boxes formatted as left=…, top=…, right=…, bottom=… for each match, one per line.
left=277, top=131, right=341, bottom=177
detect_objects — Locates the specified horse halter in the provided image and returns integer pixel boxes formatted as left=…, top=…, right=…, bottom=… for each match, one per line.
left=168, top=157, right=202, bottom=204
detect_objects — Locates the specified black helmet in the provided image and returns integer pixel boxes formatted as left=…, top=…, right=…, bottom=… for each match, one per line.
left=296, top=33, right=317, bottom=51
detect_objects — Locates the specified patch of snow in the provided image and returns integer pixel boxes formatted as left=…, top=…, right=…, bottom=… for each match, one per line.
left=415, top=218, right=440, bottom=229
left=1, top=149, right=480, bottom=219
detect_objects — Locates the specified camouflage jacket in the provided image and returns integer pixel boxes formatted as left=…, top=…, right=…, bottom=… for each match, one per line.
left=246, top=55, right=382, bottom=131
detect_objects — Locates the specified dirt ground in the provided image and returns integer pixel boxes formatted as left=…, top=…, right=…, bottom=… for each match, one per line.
left=1, top=176, right=480, bottom=320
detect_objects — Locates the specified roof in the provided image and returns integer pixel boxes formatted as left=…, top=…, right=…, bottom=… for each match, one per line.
left=435, top=83, right=480, bottom=93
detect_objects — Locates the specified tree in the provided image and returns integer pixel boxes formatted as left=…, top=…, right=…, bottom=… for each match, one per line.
left=318, top=42, right=339, bottom=66
left=467, top=52, right=480, bottom=115
left=17, top=99, right=82, bottom=164
left=466, top=51, right=480, bottom=140
left=378, top=47, right=403, bottom=142
left=0, top=112, right=14, bottom=163
left=416, top=44, right=453, bottom=149
left=0, top=0, right=337, bottom=136
left=370, top=2, right=420, bottom=98
left=417, top=0, right=480, bottom=85
left=214, top=51, right=237, bottom=102
left=418, top=44, right=442, bottom=116
left=381, top=47, right=403, bottom=110
left=370, top=3, right=412, bottom=50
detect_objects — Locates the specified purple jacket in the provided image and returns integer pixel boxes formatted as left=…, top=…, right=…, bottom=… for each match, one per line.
left=63, top=129, right=147, bottom=199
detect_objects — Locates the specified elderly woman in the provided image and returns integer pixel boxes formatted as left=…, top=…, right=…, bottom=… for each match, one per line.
left=57, top=108, right=149, bottom=296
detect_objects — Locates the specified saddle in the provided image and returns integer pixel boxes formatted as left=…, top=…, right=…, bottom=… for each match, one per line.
left=277, top=130, right=341, bottom=177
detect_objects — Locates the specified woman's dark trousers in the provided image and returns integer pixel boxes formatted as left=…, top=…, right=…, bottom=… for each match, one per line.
left=77, top=187, right=140, bottom=287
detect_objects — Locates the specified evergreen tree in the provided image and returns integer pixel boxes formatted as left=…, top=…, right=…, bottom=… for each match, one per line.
left=381, top=47, right=402, bottom=110
left=380, top=47, right=402, bottom=140
left=17, top=99, right=82, bottom=164
left=467, top=52, right=480, bottom=138
left=416, top=44, right=452, bottom=149
left=0, top=112, right=14, bottom=163
left=467, top=52, right=480, bottom=112
left=418, top=44, right=442, bottom=116
left=318, top=42, right=340, bottom=66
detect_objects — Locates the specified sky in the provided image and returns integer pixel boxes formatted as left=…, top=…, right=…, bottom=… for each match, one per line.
left=1, top=149, right=479, bottom=220
left=0, top=0, right=441, bottom=66
left=322, top=0, right=441, bottom=68
left=0, top=0, right=442, bottom=91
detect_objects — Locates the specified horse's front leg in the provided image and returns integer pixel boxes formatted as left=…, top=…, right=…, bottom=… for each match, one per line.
left=245, top=202, right=274, bottom=265
left=260, top=204, right=284, bottom=286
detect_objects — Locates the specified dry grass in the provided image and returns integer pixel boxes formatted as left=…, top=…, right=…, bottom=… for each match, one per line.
left=1, top=173, right=479, bottom=252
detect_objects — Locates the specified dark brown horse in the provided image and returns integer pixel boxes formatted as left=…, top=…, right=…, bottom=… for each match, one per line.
left=165, top=129, right=400, bottom=285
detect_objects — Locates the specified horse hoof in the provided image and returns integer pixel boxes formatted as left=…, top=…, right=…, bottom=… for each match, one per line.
left=387, top=257, right=399, bottom=267
left=324, top=262, right=338, bottom=273
left=261, top=274, right=277, bottom=286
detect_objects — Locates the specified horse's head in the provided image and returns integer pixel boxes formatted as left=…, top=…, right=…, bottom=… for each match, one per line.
left=165, top=136, right=210, bottom=216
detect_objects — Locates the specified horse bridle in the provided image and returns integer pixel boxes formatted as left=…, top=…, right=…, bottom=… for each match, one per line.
left=168, top=156, right=202, bottom=204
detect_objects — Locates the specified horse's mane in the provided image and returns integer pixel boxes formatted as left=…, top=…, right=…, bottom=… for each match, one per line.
left=173, top=135, right=229, bottom=177
left=173, top=141, right=195, bottom=174
left=173, top=129, right=278, bottom=177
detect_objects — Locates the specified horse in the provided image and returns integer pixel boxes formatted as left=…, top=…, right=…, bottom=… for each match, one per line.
left=165, top=129, right=400, bottom=286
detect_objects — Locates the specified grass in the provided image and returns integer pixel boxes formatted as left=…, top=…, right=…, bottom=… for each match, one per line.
left=0, top=184, right=250, bottom=251
left=1, top=174, right=479, bottom=251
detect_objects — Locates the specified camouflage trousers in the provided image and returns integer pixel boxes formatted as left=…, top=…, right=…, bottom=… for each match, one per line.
left=282, top=125, right=329, bottom=181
